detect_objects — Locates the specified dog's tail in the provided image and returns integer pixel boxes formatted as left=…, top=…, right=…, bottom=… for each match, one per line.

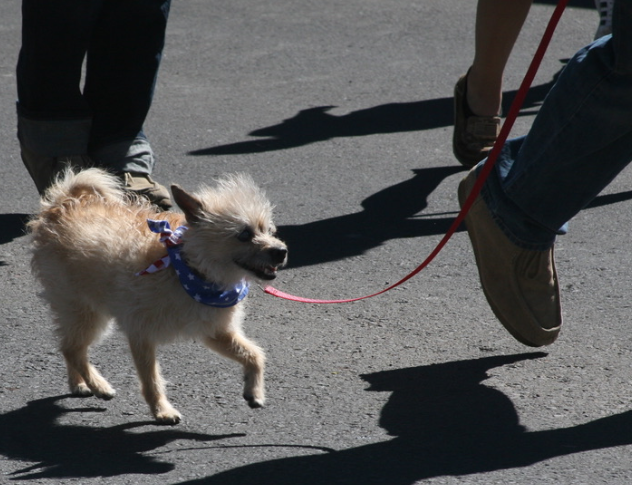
left=34, top=168, right=127, bottom=222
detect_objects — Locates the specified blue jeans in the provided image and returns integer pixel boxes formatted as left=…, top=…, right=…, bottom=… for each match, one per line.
left=16, top=0, right=171, bottom=174
left=479, top=0, right=632, bottom=251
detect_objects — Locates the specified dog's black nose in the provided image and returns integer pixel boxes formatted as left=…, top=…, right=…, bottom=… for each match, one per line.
left=269, top=247, right=288, bottom=264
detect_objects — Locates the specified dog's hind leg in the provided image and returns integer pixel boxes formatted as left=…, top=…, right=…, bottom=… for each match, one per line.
left=55, top=308, right=116, bottom=400
left=127, top=336, right=182, bottom=425
left=204, top=331, right=266, bottom=408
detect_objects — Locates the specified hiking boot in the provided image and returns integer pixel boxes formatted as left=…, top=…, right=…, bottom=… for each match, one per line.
left=120, top=172, right=172, bottom=211
left=458, top=168, right=562, bottom=347
left=20, top=144, right=91, bottom=194
left=453, top=74, right=501, bottom=168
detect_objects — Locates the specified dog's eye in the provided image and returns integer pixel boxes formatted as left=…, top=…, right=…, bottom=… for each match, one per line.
left=237, top=228, right=254, bottom=242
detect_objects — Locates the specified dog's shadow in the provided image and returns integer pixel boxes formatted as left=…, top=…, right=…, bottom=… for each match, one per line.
left=175, top=353, right=632, bottom=485
left=0, top=395, right=244, bottom=479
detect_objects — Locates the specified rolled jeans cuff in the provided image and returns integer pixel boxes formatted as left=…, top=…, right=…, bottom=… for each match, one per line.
left=89, top=137, right=155, bottom=175
left=17, top=106, right=91, bottom=156
left=478, top=142, right=565, bottom=252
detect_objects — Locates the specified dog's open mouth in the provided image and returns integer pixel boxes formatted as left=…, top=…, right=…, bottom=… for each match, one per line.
left=235, top=261, right=280, bottom=280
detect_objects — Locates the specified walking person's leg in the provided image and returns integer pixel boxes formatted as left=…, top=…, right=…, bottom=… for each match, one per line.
left=16, top=0, right=99, bottom=193
left=453, top=0, right=533, bottom=167
left=459, top=0, right=632, bottom=346
left=84, top=0, right=173, bottom=209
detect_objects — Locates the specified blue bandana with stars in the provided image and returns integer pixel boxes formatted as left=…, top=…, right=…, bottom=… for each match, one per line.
left=138, top=219, right=249, bottom=308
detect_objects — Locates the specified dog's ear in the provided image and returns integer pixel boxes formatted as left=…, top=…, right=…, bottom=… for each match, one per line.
left=171, top=184, right=204, bottom=224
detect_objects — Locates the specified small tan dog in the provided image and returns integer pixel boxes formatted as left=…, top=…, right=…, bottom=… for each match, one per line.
left=29, top=168, right=287, bottom=424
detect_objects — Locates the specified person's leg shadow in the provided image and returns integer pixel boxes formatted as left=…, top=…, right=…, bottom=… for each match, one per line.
left=277, top=166, right=464, bottom=269
left=275, top=165, right=632, bottom=270
left=0, top=213, right=30, bottom=246
left=189, top=76, right=558, bottom=157
left=176, top=352, right=632, bottom=485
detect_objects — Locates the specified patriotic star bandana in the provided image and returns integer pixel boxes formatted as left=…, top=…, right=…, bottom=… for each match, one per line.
left=137, top=219, right=249, bottom=308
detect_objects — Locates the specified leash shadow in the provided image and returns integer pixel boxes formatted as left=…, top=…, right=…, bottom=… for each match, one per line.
left=0, top=395, right=244, bottom=480
left=174, top=352, right=632, bottom=484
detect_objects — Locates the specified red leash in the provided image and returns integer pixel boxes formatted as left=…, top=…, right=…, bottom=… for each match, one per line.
left=265, top=0, right=569, bottom=304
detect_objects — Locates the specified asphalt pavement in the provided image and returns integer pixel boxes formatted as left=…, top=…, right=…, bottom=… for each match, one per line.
left=3, top=1, right=632, bottom=484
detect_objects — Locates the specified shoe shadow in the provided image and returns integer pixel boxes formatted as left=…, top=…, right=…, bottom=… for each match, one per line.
left=189, top=78, right=557, bottom=157
left=0, top=395, right=245, bottom=480
left=173, top=352, right=632, bottom=485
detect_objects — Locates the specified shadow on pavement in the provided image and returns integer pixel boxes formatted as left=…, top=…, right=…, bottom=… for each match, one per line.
left=276, top=165, right=464, bottom=269
left=585, top=190, right=632, bottom=209
left=175, top=352, right=632, bottom=485
left=0, top=395, right=245, bottom=480
left=276, top=165, right=632, bottom=270
left=189, top=78, right=556, bottom=157
left=0, top=213, right=30, bottom=245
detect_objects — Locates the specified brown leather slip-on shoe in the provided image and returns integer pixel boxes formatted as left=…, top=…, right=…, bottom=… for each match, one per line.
left=453, top=74, right=501, bottom=168
left=458, top=168, right=562, bottom=347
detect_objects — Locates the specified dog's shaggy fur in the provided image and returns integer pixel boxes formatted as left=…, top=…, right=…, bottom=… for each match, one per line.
left=29, top=168, right=287, bottom=424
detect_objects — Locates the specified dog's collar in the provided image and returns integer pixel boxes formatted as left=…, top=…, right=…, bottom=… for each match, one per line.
left=136, top=219, right=249, bottom=308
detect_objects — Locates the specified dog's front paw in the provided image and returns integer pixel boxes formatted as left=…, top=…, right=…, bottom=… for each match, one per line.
left=244, top=393, right=265, bottom=409
left=93, top=385, right=116, bottom=401
left=154, top=405, right=182, bottom=425
left=73, top=381, right=116, bottom=400
left=70, top=383, right=94, bottom=398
